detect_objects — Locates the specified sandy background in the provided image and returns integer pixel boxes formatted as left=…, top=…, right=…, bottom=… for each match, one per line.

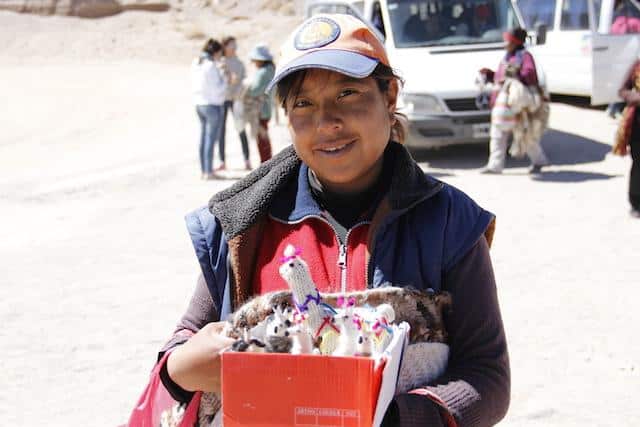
left=1, top=6, right=639, bottom=426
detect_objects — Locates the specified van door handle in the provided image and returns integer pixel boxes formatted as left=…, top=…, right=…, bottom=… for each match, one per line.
left=593, top=46, right=609, bottom=51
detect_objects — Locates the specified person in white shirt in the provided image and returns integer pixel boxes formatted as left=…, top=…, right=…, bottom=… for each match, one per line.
left=191, top=38, right=227, bottom=179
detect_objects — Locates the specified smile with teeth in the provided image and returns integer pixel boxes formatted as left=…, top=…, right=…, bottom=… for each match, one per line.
left=323, top=144, right=347, bottom=152
left=318, top=140, right=354, bottom=153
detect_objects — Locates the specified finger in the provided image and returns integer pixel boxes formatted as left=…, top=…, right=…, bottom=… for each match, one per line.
left=207, top=321, right=228, bottom=334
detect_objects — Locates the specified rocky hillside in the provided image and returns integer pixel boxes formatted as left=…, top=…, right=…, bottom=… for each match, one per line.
left=0, top=0, right=170, bottom=17
left=0, top=0, right=300, bottom=18
left=0, top=0, right=305, bottom=64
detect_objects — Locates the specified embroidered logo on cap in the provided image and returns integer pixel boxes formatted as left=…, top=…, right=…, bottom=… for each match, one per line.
left=294, top=17, right=341, bottom=51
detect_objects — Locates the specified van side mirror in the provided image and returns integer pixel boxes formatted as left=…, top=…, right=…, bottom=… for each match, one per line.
left=535, top=23, right=547, bottom=45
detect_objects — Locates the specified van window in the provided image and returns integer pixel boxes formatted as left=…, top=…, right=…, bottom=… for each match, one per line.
left=387, top=0, right=519, bottom=47
left=610, top=0, right=640, bottom=34
left=560, top=0, right=601, bottom=30
left=519, top=0, right=556, bottom=29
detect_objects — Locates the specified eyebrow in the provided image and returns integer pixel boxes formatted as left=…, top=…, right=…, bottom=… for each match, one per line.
left=295, top=75, right=368, bottom=97
left=335, top=75, right=367, bottom=85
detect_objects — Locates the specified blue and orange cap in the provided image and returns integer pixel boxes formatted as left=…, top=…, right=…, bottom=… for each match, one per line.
left=266, top=13, right=390, bottom=92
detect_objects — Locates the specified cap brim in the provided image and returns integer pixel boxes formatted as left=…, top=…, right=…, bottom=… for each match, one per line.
left=266, top=49, right=379, bottom=92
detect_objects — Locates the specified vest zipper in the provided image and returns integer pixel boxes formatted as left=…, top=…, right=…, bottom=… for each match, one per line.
left=336, top=223, right=368, bottom=292
left=338, top=243, right=347, bottom=292
left=270, top=214, right=369, bottom=291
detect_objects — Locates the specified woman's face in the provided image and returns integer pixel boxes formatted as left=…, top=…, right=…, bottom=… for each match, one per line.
left=505, top=40, right=517, bottom=53
left=224, top=41, right=236, bottom=57
left=285, top=69, right=398, bottom=194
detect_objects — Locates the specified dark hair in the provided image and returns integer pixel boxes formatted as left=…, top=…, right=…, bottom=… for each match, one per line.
left=275, top=63, right=408, bottom=143
left=202, top=38, right=223, bottom=56
left=253, top=59, right=275, bottom=68
left=222, top=36, right=236, bottom=47
left=509, top=27, right=528, bottom=44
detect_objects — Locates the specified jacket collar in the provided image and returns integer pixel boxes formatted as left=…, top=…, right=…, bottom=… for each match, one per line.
left=209, top=142, right=443, bottom=237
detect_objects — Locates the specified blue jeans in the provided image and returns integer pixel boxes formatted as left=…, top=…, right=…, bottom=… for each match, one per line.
left=196, top=104, right=223, bottom=173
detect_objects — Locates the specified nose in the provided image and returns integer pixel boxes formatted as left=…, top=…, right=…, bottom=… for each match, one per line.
left=317, top=104, right=343, bottom=133
left=289, top=262, right=294, bottom=268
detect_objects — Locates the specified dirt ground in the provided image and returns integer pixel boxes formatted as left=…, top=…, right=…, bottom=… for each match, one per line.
left=1, top=10, right=639, bottom=427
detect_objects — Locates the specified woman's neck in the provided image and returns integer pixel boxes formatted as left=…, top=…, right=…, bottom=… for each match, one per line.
left=307, top=145, right=394, bottom=227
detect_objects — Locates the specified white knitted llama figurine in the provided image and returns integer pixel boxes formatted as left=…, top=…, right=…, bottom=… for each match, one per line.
left=333, top=297, right=359, bottom=357
left=288, top=324, right=315, bottom=354
left=278, top=244, right=328, bottom=337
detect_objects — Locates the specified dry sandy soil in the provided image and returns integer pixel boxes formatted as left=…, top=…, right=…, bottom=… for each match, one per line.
left=1, top=8, right=639, bottom=427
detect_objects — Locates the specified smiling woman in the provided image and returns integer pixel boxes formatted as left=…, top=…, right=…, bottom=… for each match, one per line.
left=277, top=67, right=398, bottom=193
left=129, top=12, right=510, bottom=427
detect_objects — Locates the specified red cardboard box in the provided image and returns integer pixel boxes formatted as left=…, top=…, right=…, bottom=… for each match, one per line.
left=220, top=323, right=410, bottom=427
left=221, top=352, right=385, bottom=427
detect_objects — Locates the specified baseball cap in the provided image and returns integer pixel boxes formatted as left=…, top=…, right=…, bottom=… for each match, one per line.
left=248, top=44, right=274, bottom=62
left=266, top=13, right=390, bottom=92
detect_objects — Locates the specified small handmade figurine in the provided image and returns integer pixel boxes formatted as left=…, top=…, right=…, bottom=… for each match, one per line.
left=264, top=306, right=293, bottom=353
left=332, top=296, right=359, bottom=357
left=355, top=326, right=374, bottom=357
left=288, top=324, right=315, bottom=355
left=369, top=303, right=395, bottom=356
left=231, top=329, right=266, bottom=353
left=278, top=245, right=339, bottom=342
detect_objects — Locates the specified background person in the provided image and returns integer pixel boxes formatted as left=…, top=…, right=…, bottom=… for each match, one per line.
left=218, top=36, right=251, bottom=171
left=613, top=60, right=640, bottom=217
left=242, top=44, right=275, bottom=164
left=480, top=27, right=549, bottom=174
left=607, top=0, right=640, bottom=119
left=191, top=38, right=227, bottom=179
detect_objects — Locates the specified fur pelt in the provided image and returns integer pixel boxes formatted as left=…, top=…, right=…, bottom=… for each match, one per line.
left=225, top=286, right=452, bottom=344
left=501, top=77, right=549, bottom=158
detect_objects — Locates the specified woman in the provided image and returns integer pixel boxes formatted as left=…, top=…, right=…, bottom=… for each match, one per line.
left=613, top=59, right=640, bottom=217
left=191, top=38, right=227, bottom=179
left=136, top=14, right=510, bottom=426
left=243, top=44, right=276, bottom=164
left=480, top=27, right=549, bottom=175
left=217, top=36, right=251, bottom=171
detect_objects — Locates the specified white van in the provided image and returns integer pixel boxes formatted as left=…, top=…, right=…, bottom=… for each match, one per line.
left=306, top=0, right=543, bottom=149
left=518, top=0, right=640, bottom=104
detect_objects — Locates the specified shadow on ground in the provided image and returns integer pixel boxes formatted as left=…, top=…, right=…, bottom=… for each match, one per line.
left=412, top=128, right=612, bottom=174
left=531, top=170, right=621, bottom=182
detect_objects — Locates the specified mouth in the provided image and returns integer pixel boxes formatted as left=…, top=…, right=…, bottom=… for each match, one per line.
left=315, top=139, right=356, bottom=156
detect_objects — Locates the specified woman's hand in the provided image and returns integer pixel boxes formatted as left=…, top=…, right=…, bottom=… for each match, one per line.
left=166, top=322, right=235, bottom=393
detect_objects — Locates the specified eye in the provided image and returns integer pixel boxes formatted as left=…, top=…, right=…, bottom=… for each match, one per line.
left=292, top=99, right=311, bottom=109
left=338, top=89, right=357, bottom=99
